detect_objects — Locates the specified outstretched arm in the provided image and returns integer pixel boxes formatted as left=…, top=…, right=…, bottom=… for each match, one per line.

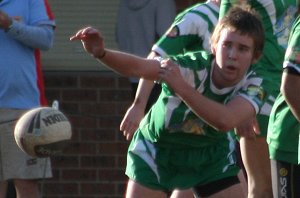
left=70, top=27, right=161, bottom=80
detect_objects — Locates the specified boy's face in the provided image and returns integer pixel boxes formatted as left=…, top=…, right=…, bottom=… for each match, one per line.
left=212, top=28, right=257, bottom=88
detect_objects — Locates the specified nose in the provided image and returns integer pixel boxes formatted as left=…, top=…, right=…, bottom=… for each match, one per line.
left=228, top=48, right=237, bottom=59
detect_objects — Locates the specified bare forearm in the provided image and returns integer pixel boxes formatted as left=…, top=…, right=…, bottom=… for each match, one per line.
left=281, top=72, right=300, bottom=122
left=132, top=51, right=160, bottom=109
left=176, top=82, right=255, bottom=131
left=133, top=79, right=155, bottom=110
left=97, top=49, right=160, bottom=81
left=70, top=27, right=161, bottom=80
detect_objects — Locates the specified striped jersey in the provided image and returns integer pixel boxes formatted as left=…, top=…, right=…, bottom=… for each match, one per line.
left=139, top=52, right=265, bottom=148
left=152, top=1, right=219, bottom=57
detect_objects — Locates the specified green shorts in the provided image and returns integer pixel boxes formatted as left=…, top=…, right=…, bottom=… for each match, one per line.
left=268, top=144, right=298, bottom=165
left=125, top=131, right=240, bottom=192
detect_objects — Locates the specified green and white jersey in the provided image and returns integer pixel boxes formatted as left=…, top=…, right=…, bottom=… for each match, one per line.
left=139, top=52, right=265, bottom=148
left=268, top=16, right=300, bottom=165
left=152, top=1, right=219, bottom=57
left=220, top=0, right=298, bottom=71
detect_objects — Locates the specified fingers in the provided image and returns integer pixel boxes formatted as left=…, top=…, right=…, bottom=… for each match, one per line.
left=158, top=60, right=178, bottom=82
left=69, top=26, right=99, bottom=41
left=120, top=118, right=138, bottom=141
left=69, top=28, right=87, bottom=41
left=160, top=58, right=173, bottom=69
left=120, top=121, right=138, bottom=141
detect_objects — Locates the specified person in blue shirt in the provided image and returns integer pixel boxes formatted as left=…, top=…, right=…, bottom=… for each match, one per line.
left=0, top=0, right=55, bottom=197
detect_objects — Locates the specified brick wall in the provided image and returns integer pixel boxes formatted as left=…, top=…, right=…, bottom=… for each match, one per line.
left=42, top=72, right=131, bottom=198
left=39, top=1, right=206, bottom=197
left=175, top=0, right=205, bottom=12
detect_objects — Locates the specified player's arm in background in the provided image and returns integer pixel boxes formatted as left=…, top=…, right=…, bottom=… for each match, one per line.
left=281, top=67, right=300, bottom=122
left=281, top=19, right=300, bottom=122
left=120, top=0, right=176, bottom=140
left=120, top=51, right=159, bottom=140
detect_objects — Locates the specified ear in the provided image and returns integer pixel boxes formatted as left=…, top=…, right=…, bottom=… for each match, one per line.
left=251, top=51, right=262, bottom=64
left=251, top=57, right=259, bottom=64
left=211, top=45, right=216, bottom=55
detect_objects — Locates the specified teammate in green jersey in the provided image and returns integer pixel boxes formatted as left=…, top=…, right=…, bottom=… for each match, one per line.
left=120, top=0, right=220, bottom=141
left=118, top=1, right=224, bottom=197
left=120, top=1, right=248, bottom=196
left=70, top=6, right=265, bottom=198
left=119, top=1, right=243, bottom=196
left=268, top=14, right=300, bottom=198
left=219, top=1, right=298, bottom=197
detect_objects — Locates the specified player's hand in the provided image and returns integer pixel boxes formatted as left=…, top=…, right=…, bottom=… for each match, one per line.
left=0, top=10, right=12, bottom=30
left=158, top=59, right=184, bottom=92
left=120, top=103, right=145, bottom=141
left=235, top=117, right=260, bottom=139
left=70, top=27, right=105, bottom=59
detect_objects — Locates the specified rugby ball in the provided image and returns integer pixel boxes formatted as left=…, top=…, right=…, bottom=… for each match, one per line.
left=14, top=107, right=72, bottom=157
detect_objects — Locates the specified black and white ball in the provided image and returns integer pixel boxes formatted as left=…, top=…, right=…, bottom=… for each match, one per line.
left=14, top=107, right=72, bottom=157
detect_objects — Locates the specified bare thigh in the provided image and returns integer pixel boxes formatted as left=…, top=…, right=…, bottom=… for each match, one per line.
left=14, top=179, right=40, bottom=198
left=0, top=181, right=8, bottom=198
left=170, top=189, right=194, bottom=198
left=126, top=179, right=168, bottom=198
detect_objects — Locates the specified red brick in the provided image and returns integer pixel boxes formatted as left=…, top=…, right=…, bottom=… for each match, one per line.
left=80, top=129, right=116, bottom=142
left=42, top=182, right=79, bottom=195
left=80, top=156, right=116, bottom=168
left=62, top=169, right=97, bottom=181
left=98, top=169, right=127, bottom=181
left=98, top=142, right=128, bottom=156
left=81, top=182, right=116, bottom=195
left=51, top=156, right=80, bottom=168
left=62, top=89, right=97, bottom=102
left=80, top=74, right=116, bottom=88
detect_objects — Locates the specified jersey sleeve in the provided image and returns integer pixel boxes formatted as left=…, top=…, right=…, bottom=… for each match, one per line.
left=152, top=3, right=218, bottom=57
left=29, top=0, right=55, bottom=27
left=236, top=71, right=265, bottom=114
left=283, top=16, right=300, bottom=74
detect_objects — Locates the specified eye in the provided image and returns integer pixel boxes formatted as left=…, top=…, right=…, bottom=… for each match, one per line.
left=239, top=45, right=250, bottom=52
left=222, top=41, right=232, bottom=48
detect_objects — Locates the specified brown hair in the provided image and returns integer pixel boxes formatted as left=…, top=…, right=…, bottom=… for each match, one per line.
left=211, top=5, right=264, bottom=59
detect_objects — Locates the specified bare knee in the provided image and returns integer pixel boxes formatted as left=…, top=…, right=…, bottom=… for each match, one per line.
left=247, top=171, right=272, bottom=198
left=0, top=181, right=8, bottom=198
left=14, top=179, right=40, bottom=198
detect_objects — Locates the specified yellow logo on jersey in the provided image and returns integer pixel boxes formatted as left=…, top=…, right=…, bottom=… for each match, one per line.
left=169, top=119, right=205, bottom=135
left=246, top=85, right=265, bottom=101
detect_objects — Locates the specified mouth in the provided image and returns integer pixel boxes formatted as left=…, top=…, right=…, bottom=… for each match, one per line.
left=225, top=60, right=237, bottom=70
left=226, top=65, right=237, bottom=72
